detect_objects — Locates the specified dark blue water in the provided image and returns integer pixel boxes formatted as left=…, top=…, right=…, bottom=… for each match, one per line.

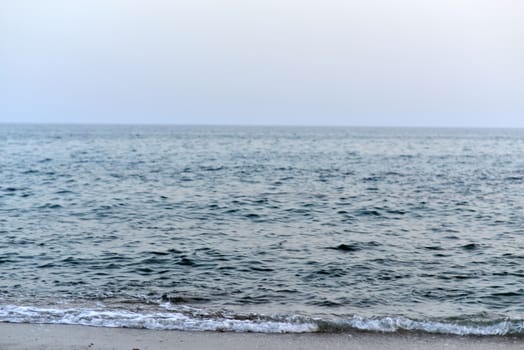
left=1, top=124, right=524, bottom=334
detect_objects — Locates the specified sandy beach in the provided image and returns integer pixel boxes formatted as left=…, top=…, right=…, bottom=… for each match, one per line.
left=1, top=323, right=522, bottom=350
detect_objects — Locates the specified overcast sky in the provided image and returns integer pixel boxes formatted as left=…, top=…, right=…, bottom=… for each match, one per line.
left=1, top=0, right=523, bottom=127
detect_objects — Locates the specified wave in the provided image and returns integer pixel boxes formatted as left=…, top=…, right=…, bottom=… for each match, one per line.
left=319, top=315, right=524, bottom=336
left=0, top=304, right=315, bottom=333
left=1, top=304, right=523, bottom=336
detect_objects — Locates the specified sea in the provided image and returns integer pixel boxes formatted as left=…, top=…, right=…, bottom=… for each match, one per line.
left=1, top=124, right=524, bottom=336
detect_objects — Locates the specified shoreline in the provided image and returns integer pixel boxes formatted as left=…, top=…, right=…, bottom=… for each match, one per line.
left=1, top=323, right=523, bottom=350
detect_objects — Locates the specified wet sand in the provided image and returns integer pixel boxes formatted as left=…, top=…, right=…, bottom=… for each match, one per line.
left=1, top=323, right=523, bottom=350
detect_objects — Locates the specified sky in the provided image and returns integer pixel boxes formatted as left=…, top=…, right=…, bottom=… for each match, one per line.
left=1, top=0, right=523, bottom=127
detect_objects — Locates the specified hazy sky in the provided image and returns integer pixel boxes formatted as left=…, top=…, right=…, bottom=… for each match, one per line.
left=1, top=0, right=523, bottom=127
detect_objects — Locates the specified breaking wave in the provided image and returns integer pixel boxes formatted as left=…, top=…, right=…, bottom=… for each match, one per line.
left=1, top=304, right=523, bottom=336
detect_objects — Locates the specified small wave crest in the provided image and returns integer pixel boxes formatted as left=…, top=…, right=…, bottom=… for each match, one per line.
left=0, top=305, right=316, bottom=333
left=1, top=304, right=523, bottom=335
left=319, top=315, right=524, bottom=336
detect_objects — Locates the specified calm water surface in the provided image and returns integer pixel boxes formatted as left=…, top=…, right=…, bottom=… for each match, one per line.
left=1, top=125, right=523, bottom=334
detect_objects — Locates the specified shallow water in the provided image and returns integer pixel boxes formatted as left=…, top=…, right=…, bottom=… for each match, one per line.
left=1, top=124, right=524, bottom=334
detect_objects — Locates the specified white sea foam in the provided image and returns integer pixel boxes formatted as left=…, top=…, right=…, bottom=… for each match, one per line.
left=0, top=305, right=317, bottom=333
left=0, top=304, right=523, bottom=335
left=344, top=315, right=524, bottom=336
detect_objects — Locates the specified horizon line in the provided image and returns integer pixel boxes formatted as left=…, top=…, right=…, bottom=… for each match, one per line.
left=1, top=121, right=524, bottom=130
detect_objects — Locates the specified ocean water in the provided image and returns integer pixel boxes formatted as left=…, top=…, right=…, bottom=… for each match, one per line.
left=1, top=124, right=524, bottom=335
